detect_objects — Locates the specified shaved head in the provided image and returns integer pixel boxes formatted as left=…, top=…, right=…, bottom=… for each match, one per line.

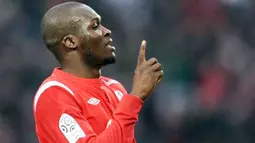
left=41, top=2, right=115, bottom=69
left=41, top=2, right=99, bottom=59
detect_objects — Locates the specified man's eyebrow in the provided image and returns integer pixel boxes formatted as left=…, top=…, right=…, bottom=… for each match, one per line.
left=92, top=15, right=101, bottom=22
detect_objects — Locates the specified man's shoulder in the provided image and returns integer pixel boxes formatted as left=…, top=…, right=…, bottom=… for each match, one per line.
left=100, top=76, right=127, bottom=93
left=39, top=79, right=74, bottom=93
left=39, top=72, right=73, bottom=89
left=100, top=76, right=121, bottom=86
left=34, top=77, right=75, bottom=108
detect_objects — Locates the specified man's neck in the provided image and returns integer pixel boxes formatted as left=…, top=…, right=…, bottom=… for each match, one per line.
left=61, top=63, right=101, bottom=79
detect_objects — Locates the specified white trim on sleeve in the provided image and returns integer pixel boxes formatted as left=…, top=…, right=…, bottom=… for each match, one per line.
left=33, top=81, right=74, bottom=112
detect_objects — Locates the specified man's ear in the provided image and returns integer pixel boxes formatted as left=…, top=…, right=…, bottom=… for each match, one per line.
left=62, top=35, right=79, bottom=49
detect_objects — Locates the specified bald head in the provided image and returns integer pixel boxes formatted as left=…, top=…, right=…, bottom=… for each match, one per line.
left=41, top=2, right=99, bottom=58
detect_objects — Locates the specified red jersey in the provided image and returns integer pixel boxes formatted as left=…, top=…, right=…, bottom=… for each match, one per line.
left=33, top=68, right=143, bottom=143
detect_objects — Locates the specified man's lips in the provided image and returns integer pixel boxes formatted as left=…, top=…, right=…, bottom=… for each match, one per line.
left=105, top=39, right=115, bottom=51
left=106, top=45, right=115, bottom=51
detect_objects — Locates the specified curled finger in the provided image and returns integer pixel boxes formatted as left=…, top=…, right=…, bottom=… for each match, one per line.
left=147, top=57, right=158, bottom=65
left=152, top=63, right=162, bottom=71
left=156, top=70, right=163, bottom=84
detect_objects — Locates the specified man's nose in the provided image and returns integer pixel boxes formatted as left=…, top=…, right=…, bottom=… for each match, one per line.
left=102, top=25, right=111, bottom=37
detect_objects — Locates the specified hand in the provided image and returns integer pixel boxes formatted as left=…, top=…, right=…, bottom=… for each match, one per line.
left=130, top=40, right=163, bottom=101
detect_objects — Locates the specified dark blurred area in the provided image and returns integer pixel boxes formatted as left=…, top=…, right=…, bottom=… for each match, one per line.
left=1, top=0, right=255, bottom=142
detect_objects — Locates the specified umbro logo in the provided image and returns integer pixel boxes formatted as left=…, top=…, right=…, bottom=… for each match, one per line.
left=87, top=98, right=100, bottom=105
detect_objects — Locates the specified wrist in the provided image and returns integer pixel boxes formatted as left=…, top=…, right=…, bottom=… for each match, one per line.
left=130, top=91, right=146, bottom=101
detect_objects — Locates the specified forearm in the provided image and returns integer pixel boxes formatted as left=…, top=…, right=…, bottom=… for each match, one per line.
left=84, top=95, right=143, bottom=143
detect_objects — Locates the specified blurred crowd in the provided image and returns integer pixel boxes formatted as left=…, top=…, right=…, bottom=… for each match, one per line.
left=1, top=0, right=255, bottom=142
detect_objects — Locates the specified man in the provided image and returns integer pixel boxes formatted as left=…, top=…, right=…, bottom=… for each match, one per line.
left=33, top=2, right=163, bottom=143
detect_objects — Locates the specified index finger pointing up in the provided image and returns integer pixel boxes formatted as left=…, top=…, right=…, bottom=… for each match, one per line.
left=137, top=40, right=146, bottom=65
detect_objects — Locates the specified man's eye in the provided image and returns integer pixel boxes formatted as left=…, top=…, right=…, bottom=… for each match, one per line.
left=92, top=23, right=99, bottom=30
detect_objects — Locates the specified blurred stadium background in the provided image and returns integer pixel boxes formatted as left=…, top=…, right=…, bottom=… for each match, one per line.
left=1, top=0, right=255, bottom=142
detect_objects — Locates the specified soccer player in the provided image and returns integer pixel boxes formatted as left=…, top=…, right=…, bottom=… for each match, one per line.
left=33, top=2, right=163, bottom=143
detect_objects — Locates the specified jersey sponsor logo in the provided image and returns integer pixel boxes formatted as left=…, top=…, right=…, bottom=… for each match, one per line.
left=114, top=90, right=123, bottom=101
left=87, top=97, right=100, bottom=105
left=59, top=113, right=86, bottom=143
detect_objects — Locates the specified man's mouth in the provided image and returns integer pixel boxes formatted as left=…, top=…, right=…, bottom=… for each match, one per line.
left=106, top=44, right=115, bottom=51
left=106, top=39, right=115, bottom=51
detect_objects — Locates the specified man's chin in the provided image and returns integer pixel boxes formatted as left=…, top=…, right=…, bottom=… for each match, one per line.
left=103, top=56, right=116, bottom=66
